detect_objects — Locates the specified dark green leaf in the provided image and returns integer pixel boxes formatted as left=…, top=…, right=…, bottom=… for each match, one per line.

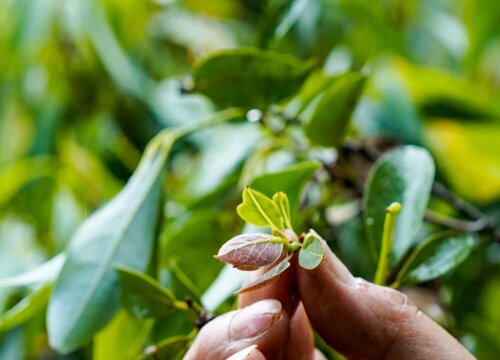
left=236, top=255, right=291, bottom=294
left=394, top=232, right=475, bottom=286
left=115, top=265, right=184, bottom=319
left=0, top=284, right=51, bottom=333
left=47, top=135, right=174, bottom=353
left=193, top=48, right=312, bottom=108
left=161, top=211, right=232, bottom=297
left=304, top=72, right=366, bottom=147
left=299, top=230, right=325, bottom=270
left=364, top=146, right=435, bottom=265
left=250, top=162, right=321, bottom=214
left=237, top=187, right=283, bottom=230
left=258, top=0, right=311, bottom=48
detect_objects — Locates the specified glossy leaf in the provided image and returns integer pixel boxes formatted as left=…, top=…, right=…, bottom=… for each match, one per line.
left=237, top=187, right=283, bottom=230
left=394, top=232, right=475, bottom=286
left=251, top=162, right=321, bottom=214
left=47, top=135, right=174, bottom=353
left=215, top=234, right=284, bottom=271
left=236, top=255, right=291, bottom=294
left=116, top=265, right=185, bottom=319
left=0, top=284, right=51, bottom=333
left=299, top=230, right=325, bottom=270
left=192, top=47, right=311, bottom=108
left=364, top=146, right=435, bottom=265
left=304, top=72, right=366, bottom=147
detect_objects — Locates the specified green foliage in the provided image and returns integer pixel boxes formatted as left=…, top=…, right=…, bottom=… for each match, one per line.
left=192, top=48, right=312, bottom=108
left=0, top=0, right=499, bottom=358
left=47, top=136, right=173, bottom=353
left=364, top=146, right=435, bottom=265
left=299, top=230, right=325, bottom=270
left=393, top=232, right=475, bottom=287
left=304, top=72, right=366, bottom=147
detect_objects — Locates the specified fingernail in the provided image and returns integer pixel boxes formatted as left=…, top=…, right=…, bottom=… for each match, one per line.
left=227, top=345, right=258, bottom=360
left=229, top=299, right=282, bottom=340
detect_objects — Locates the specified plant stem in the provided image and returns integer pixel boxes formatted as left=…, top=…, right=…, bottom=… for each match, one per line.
left=374, top=202, right=402, bottom=285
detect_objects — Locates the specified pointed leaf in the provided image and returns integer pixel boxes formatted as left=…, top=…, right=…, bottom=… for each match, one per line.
left=115, top=265, right=184, bottom=319
left=236, top=187, right=283, bottom=230
left=236, top=256, right=291, bottom=294
left=0, top=284, right=52, bottom=333
left=0, top=254, right=65, bottom=289
left=193, top=48, right=312, bottom=108
left=364, top=146, right=435, bottom=265
left=272, top=192, right=292, bottom=229
left=47, top=136, right=174, bottom=353
left=304, top=72, right=366, bottom=147
left=299, top=230, right=325, bottom=270
left=394, top=232, right=475, bottom=286
left=215, top=234, right=284, bottom=271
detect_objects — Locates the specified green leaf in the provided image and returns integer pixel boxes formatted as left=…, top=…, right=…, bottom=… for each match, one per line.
left=304, top=72, right=366, bottom=147
left=236, top=255, right=291, bottom=294
left=93, top=310, right=152, bottom=360
left=0, top=254, right=65, bottom=289
left=250, top=162, right=321, bottom=214
left=272, top=192, right=292, bottom=229
left=364, top=146, right=435, bottom=265
left=258, top=0, right=311, bottom=48
left=192, top=47, right=312, bottom=108
left=393, top=232, right=475, bottom=287
left=115, top=265, right=185, bottom=319
left=161, top=211, right=232, bottom=297
left=47, top=135, right=174, bottom=353
left=237, top=187, right=283, bottom=231
left=0, top=284, right=52, bottom=333
left=299, top=230, right=325, bottom=270
left=140, top=335, right=193, bottom=360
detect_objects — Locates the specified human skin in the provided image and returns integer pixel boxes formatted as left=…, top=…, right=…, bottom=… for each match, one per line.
left=184, top=245, right=475, bottom=360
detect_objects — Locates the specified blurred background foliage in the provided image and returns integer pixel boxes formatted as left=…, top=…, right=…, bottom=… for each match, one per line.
left=0, top=0, right=499, bottom=358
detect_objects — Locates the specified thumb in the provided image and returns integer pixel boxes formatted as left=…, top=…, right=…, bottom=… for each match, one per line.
left=296, top=245, right=474, bottom=360
left=184, top=299, right=289, bottom=360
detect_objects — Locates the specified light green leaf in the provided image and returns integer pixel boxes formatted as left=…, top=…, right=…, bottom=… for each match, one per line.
left=236, top=255, right=291, bottom=294
left=93, top=310, right=152, bottom=360
left=304, top=72, right=366, bottom=147
left=0, top=254, right=65, bottom=289
left=115, top=265, right=186, bottom=319
left=47, top=135, right=174, bottom=353
left=0, top=284, right=52, bottom=333
left=272, top=192, right=292, bottom=229
left=251, top=162, right=321, bottom=214
left=393, top=232, right=475, bottom=287
left=193, top=47, right=312, bottom=108
left=364, top=146, right=435, bottom=265
left=237, top=187, right=283, bottom=231
left=299, top=230, right=325, bottom=270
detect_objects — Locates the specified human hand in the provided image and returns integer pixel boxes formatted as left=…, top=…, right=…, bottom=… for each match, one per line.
left=185, top=245, right=475, bottom=359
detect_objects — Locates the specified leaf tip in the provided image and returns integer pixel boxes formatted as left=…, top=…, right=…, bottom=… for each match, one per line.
left=386, top=202, right=402, bottom=214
